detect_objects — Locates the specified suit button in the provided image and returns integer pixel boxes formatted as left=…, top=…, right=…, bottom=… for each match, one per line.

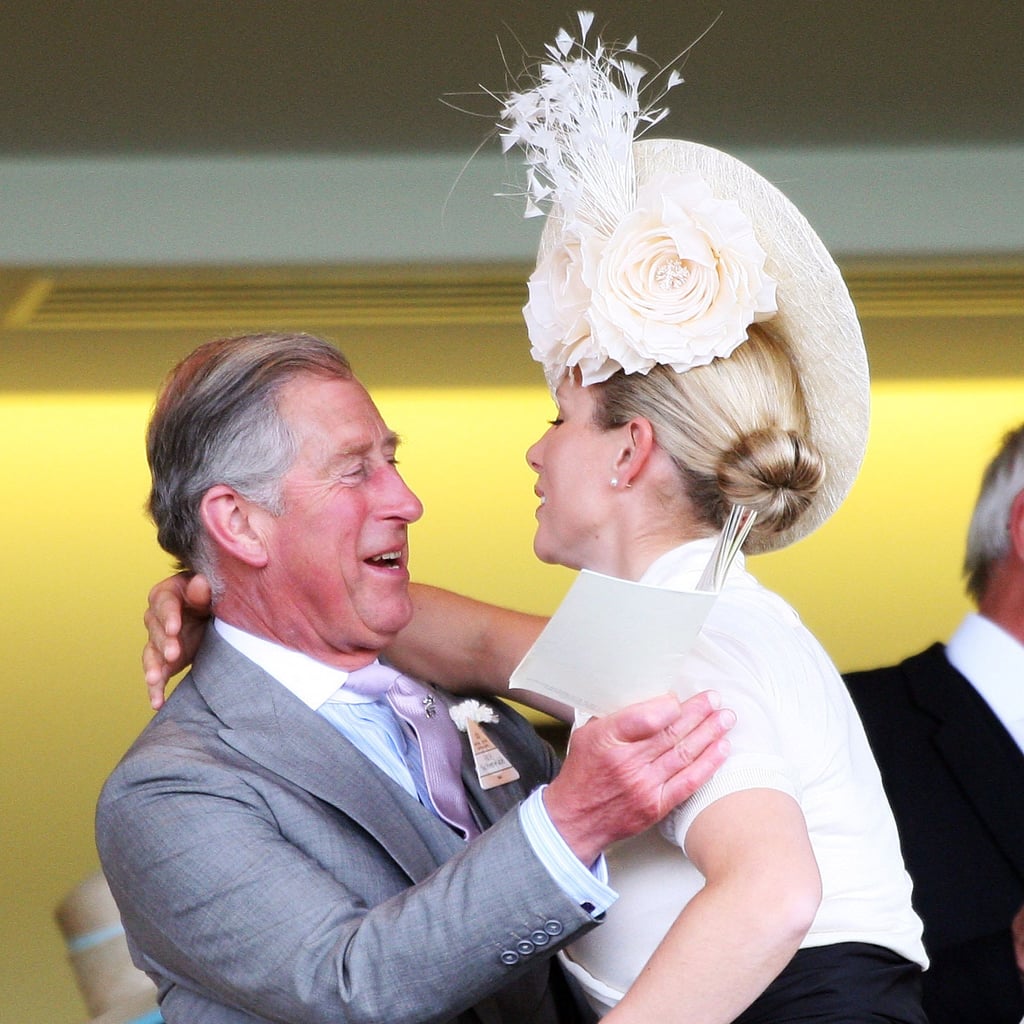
left=500, top=949, right=520, bottom=965
left=515, top=938, right=536, bottom=955
left=530, top=930, right=550, bottom=946
left=543, top=919, right=564, bottom=936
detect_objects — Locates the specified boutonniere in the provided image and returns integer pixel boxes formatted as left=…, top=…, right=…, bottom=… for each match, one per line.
left=449, top=700, right=521, bottom=790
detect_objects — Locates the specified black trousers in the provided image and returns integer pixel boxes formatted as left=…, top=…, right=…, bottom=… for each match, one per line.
left=731, top=942, right=928, bottom=1024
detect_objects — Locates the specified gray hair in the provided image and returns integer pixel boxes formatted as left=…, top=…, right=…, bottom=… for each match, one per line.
left=146, top=332, right=353, bottom=589
left=590, top=323, right=825, bottom=546
left=964, top=422, right=1024, bottom=603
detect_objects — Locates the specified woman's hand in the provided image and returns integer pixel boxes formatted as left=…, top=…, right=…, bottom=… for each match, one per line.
left=142, top=573, right=212, bottom=709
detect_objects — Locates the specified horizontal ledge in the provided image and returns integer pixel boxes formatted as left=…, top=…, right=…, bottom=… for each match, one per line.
left=3, top=258, right=1022, bottom=332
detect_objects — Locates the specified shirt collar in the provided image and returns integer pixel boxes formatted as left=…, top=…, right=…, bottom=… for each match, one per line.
left=212, top=619, right=377, bottom=710
left=946, top=613, right=1024, bottom=724
left=639, top=537, right=746, bottom=589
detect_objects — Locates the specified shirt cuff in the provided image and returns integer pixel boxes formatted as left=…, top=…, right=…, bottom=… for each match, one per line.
left=518, top=786, right=617, bottom=919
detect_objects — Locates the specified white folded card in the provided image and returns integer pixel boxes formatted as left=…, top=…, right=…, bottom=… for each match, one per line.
left=508, top=569, right=717, bottom=716
left=508, top=507, right=756, bottom=716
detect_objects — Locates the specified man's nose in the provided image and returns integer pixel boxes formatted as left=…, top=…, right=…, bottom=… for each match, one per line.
left=381, top=466, right=424, bottom=523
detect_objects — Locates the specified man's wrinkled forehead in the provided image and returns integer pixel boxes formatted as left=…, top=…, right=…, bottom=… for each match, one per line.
left=279, top=372, right=399, bottom=456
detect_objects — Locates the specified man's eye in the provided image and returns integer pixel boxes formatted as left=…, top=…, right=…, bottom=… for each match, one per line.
left=548, top=418, right=563, bottom=427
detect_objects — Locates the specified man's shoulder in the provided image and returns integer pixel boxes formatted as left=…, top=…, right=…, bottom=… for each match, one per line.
left=98, top=633, right=284, bottom=807
left=842, top=643, right=964, bottom=735
left=99, top=674, right=232, bottom=795
left=843, top=642, right=951, bottom=692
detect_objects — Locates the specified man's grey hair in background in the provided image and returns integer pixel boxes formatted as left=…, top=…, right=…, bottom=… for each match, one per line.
left=964, top=422, right=1024, bottom=603
left=146, top=332, right=353, bottom=595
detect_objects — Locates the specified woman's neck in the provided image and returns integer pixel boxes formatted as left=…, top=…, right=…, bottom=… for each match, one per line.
left=590, top=523, right=702, bottom=582
left=579, top=446, right=709, bottom=581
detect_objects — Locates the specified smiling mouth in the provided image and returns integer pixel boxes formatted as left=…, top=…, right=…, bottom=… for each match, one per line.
left=368, top=550, right=403, bottom=569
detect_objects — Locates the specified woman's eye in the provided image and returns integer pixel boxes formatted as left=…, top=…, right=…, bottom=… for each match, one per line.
left=548, top=418, right=563, bottom=427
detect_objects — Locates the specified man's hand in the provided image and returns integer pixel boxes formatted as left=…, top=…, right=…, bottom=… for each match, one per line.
left=1013, top=902, right=1024, bottom=984
left=544, top=692, right=733, bottom=866
left=142, top=573, right=213, bottom=709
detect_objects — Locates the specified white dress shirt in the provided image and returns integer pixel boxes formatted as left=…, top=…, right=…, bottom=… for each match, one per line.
left=946, top=612, right=1024, bottom=752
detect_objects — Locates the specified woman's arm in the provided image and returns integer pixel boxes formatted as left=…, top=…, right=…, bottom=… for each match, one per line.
left=391, top=584, right=571, bottom=722
left=142, top=574, right=569, bottom=721
left=603, top=788, right=822, bottom=1024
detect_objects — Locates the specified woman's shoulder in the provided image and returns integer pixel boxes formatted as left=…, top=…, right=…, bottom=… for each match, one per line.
left=700, top=572, right=842, bottom=690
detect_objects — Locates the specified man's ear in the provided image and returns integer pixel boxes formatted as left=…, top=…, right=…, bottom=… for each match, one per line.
left=613, top=417, right=657, bottom=487
left=1008, top=489, right=1024, bottom=563
left=199, top=485, right=270, bottom=568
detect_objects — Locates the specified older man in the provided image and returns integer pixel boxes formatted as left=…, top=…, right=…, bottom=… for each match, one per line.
left=98, top=332, right=731, bottom=1024
left=845, top=423, right=1024, bottom=1024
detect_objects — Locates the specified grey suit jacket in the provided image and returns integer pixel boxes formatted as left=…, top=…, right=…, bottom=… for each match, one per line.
left=97, top=631, right=597, bottom=1024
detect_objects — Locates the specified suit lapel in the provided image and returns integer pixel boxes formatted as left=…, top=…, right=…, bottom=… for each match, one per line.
left=433, top=690, right=534, bottom=831
left=905, top=646, right=1024, bottom=880
left=191, top=633, right=463, bottom=879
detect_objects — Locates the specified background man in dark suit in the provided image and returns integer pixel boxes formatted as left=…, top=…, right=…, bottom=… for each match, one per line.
left=845, top=422, right=1024, bottom=1024
left=98, top=332, right=732, bottom=1024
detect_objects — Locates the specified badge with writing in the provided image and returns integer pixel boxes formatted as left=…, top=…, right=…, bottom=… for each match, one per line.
left=449, top=700, right=521, bottom=790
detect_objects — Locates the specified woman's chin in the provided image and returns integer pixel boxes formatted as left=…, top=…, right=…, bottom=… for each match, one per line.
left=533, top=538, right=580, bottom=572
left=533, top=547, right=557, bottom=566
left=532, top=537, right=561, bottom=567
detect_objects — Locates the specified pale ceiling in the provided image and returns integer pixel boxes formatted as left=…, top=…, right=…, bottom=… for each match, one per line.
left=1, top=1, right=1021, bottom=158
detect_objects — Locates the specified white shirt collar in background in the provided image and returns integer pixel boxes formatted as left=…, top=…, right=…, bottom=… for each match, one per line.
left=946, top=612, right=1024, bottom=730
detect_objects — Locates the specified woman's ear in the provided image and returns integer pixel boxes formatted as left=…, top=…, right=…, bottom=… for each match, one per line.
left=199, top=485, right=270, bottom=568
left=613, top=417, right=657, bottom=487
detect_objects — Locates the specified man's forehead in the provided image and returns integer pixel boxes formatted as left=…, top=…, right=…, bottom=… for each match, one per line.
left=280, top=374, right=398, bottom=451
left=336, top=426, right=401, bottom=455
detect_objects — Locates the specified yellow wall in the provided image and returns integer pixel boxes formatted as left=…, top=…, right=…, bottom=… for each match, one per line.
left=2, top=269, right=1022, bottom=1021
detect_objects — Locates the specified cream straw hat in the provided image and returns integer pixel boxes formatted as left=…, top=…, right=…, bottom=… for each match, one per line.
left=500, top=12, right=869, bottom=551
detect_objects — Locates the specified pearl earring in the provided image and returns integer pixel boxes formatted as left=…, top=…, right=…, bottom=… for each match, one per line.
left=610, top=477, right=619, bottom=488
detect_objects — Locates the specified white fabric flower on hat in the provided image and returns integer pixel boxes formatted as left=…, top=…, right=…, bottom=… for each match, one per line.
left=524, top=234, right=596, bottom=383
left=526, top=170, right=778, bottom=386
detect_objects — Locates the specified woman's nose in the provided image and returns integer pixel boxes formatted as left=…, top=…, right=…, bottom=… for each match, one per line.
left=525, top=435, right=544, bottom=472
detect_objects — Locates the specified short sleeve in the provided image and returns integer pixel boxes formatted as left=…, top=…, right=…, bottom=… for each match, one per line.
left=659, top=628, right=799, bottom=851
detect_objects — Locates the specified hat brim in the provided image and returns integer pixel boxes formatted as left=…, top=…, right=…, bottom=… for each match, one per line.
left=538, top=138, right=870, bottom=552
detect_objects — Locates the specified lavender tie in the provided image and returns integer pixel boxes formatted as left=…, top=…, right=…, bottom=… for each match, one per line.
left=346, top=661, right=480, bottom=839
